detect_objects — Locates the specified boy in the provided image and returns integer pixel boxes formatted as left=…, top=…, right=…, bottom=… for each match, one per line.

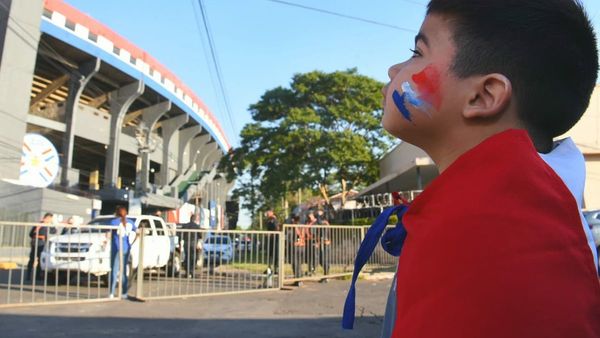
left=344, top=0, right=600, bottom=337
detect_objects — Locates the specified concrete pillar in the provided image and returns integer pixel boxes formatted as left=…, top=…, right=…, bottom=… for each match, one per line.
left=138, top=100, right=171, bottom=192
left=176, top=125, right=202, bottom=177
left=196, top=142, right=219, bottom=172
left=103, top=81, right=144, bottom=188
left=61, top=58, right=100, bottom=187
left=199, top=145, right=222, bottom=172
left=159, top=114, right=188, bottom=187
left=0, top=0, right=43, bottom=180
left=188, top=134, right=212, bottom=167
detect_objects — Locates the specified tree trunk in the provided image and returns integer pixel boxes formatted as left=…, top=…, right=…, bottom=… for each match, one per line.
left=341, top=178, right=348, bottom=208
left=319, top=183, right=330, bottom=205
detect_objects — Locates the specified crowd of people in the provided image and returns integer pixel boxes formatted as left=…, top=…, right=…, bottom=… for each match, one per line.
left=262, top=208, right=333, bottom=286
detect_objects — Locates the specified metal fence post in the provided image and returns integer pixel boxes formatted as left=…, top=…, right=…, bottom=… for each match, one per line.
left=136, top=227, right=145, bottom=299
left=278, top=229, right=285, bottom=289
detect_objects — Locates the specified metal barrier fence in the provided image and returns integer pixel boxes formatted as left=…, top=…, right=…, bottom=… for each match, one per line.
left=0, top=221, right=282, bottom=306
left=281, top=224, right=397, bottom=284
left=0, top=221, right=119, bottom=307
left=129, top=228, right=281, bottom=301
left=0, top=220, right=395, bottom=307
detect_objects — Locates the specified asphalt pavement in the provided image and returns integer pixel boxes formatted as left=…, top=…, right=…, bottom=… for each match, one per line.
left=0, top=278, right=392, bottom=338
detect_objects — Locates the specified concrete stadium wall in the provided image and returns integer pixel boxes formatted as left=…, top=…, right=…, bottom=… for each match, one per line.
left=0, top=0, right=43, bottom=181
left=0, top=180, right=93, bottom=222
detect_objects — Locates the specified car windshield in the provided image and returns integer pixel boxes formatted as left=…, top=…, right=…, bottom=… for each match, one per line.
left=205, top=237, right=230, bottom=245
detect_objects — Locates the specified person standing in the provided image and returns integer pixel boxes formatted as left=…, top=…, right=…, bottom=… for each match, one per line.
left=27, top=213, right=55, bottom=281
left=108, top=206, right=137, bottom=299
left=265, top=210, right=280, bottom=270
left=316, top=210, right=331, bottom=282
left=305, top=212, right=318, bottom=275
left=182, top=213, right=201, bottom=278
left=290, top=215, right=307, bottom=285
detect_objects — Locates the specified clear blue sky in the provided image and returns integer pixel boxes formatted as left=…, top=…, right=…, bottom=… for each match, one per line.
left=64, top=0, right=600, bottom=147
left=65, top=0, right=600, bottom=226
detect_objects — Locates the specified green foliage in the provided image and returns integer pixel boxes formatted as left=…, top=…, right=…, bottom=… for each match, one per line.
left=220, top=69, right=394, bottom=215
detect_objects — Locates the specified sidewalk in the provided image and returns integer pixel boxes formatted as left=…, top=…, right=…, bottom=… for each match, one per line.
left=0, top=278, right=392, bottom=338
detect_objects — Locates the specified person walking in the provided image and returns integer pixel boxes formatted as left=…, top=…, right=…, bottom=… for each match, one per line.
left=108, top=206, right=137, bottom=299
left=27, top=213, right=55, bottom=281
left=182, top=213, right=200, bottom=278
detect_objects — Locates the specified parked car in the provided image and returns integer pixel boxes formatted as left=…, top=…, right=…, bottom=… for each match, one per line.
left=235, top=235, right=252, bottom=251
left=40, top=215, right=181, bottom=281
left=203, top=235, right=234, bottom=267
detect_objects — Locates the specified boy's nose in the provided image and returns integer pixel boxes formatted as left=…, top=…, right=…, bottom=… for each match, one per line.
left=388, top=63, right=402, bottom=80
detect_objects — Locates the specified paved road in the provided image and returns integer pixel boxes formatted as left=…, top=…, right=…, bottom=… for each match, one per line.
left=0, top=278, right=392, bottom=338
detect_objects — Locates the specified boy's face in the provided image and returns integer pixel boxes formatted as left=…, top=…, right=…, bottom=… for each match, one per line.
left=382, top=14, right=467, bottom=146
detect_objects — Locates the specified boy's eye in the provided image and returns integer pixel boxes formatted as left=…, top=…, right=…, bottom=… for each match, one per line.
left=409, top=48, right=422, bottom=58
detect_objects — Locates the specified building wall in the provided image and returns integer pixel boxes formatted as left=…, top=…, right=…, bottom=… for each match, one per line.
left=379, top=141, right=432, bottom=178
left=563, top=85, right=600, bottom=209
left=0, top=180, right=93, bottom=222
left=583, top=154, right=600, bottom=209
left=0, top=0, right=43, bottom=180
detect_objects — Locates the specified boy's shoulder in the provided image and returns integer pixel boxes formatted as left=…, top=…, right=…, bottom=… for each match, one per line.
left=405, top=129, right=577, bottom=223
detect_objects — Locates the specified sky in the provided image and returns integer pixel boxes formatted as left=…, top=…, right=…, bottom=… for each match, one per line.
left=64, top=0, right=600, bottom=226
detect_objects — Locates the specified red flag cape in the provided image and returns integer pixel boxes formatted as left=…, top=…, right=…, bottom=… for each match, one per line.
left=393, top=129, right=600, bottom=338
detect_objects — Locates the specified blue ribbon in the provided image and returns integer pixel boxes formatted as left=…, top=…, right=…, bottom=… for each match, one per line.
left=342, top=204, right=409, bottom=330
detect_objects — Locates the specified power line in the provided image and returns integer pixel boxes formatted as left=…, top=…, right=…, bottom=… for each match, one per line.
left=194, top=0, right=239, bottom=145
left=191, top=0, right=230, bottom=139
left=265, top=0, right=418, bottom=33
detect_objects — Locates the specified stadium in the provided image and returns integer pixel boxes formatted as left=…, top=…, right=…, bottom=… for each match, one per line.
left=0, top=0, right=235, bottom=227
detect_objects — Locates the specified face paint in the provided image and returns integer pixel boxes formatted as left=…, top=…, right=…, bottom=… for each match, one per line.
left=411, top=64, right=442, bottom=109
left=392, top=90, right=413, bottom=123
left=401, top=82, right=432, bottom=117
left=391, top=64, right=441, bottom=124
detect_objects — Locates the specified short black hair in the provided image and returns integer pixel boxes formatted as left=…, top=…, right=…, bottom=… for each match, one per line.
left=427, top=0, right=598, bottom=139
left=43, top=213, right=53, bottom=219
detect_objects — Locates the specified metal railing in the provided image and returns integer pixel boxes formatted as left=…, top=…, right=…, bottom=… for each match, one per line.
left=0, top=220, right=396, bottom=307
left=0, top=221, right=120, bottom=307
left=281, top=224, right=397, bottom=284
left=128, top=228, right=281, bottom=301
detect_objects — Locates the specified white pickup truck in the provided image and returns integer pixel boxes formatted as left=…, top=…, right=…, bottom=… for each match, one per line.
left=40, top=215, right=181, bottom=280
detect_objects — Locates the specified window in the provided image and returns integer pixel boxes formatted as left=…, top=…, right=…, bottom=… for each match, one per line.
left=42, top=9, right=53, bottom=19
left=153, top=220, right=165, bottom=236
left=65, top=19, right=76, bottom=31
left=88, top=31, right=98, bottom=42
left=113, top=46, right=121, bottom=55
left=205, top=236, right=230, bottom=245
left=139, top=220, right=152, bottom=235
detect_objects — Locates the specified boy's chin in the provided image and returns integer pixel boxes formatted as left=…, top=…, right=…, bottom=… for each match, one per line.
left=382, top=113, right=412, bottom=139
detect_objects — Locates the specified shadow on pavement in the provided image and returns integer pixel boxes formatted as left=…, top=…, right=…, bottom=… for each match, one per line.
left=0, top=314, right=382, bottom=338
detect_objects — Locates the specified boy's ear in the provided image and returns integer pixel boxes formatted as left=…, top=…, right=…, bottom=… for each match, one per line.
left=463, top=74, right=512, bottom=120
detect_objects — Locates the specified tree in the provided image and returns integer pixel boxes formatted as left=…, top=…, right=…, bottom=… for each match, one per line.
left=220, top=69, right=393, bottom=216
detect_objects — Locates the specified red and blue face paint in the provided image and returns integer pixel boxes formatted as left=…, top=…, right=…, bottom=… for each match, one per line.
left=392, top=64, right=442, bottom=123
